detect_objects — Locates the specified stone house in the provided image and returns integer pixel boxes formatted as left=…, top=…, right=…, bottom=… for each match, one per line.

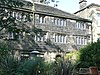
left=0, top=0, right=92, bottom=61
left=74, top=0, right=100, bottom=42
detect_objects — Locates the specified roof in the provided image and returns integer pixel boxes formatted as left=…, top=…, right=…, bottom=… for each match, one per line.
left=74, top=3, right=100, bottom=14
left=34, top=3, right=91, bottom=22
left=0, top=1, right=91, bottom=22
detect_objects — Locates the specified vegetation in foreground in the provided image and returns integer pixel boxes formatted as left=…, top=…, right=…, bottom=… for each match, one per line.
left=76, top=40, right=100, bottom=69
left=0, top=40, right=75, bottom=75
left=0, top=40, right=100, bottom=75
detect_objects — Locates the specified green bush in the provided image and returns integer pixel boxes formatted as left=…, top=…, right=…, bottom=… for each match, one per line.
left=16, top=57, right=53, bottom=75
left=0, top=41, right=53, bottom=75
left=0, top=41, right=78, bottom=75
left=76, top=41, right=100, bottom=68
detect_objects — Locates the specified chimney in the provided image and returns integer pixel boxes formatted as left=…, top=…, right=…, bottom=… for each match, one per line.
left=79, top=0, right=87, bottom=9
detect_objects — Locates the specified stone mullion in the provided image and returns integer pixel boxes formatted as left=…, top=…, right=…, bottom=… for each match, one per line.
left=56, top=35, right=58, bottom=43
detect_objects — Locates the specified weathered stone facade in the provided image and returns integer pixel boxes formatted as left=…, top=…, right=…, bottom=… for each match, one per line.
left=75, top=1, right=100, bottom=42
left=33, top=2, right=92, bottom=51
left=0, top=1, right=92, bottom=61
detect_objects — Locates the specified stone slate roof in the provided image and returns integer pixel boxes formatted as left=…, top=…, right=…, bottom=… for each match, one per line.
left=74, top=3, right=100, bottom=14
left=0, top=1, right=91, bottom=22
left=34, top=3, right=91, bottom=22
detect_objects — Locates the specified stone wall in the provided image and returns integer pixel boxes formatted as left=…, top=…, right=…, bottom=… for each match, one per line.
left=34, top=13, right=92, bottom=52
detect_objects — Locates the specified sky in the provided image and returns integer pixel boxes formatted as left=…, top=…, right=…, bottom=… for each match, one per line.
left=26, top=0, right=100, bottom=13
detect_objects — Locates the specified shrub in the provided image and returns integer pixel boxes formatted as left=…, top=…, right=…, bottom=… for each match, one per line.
left=76, top=41, right=100, bottom=69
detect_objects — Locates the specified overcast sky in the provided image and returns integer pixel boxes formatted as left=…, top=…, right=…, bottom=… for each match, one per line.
left=26, top=0, right=100, bottom=13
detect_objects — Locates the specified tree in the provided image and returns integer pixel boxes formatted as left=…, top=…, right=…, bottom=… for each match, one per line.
left=32, top=0, right=59, bottom=7
left=0, top=40, right=53, bottom=75
left=0, top=0, right=33, bottom=39
left=0, top=40, right=18, bottom=75
left=0, top=0, right=24, bottom=30
left=76, top=40, right=100, bottom=68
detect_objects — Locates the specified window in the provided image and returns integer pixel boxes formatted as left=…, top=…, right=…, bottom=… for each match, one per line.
left=97, top=13, right=100, bottom=17
left=61, top=19, right=63, bottom=26
left=26, top=14, right=32, bottom=22
left=39, top=15, right=45, bottom=23
left=97, top=13, right=100, bottom=26
left=55, top=35, right=57, bottom=42
left=76, top=22, right=80, bottom=28
left=60, top=35, right=62, bottom=42
left=79, top=37, right=81, bottom=45
left=84, top=38, right=87, bottom=45
left=76, top=21, right=85, bottom=30
left=97, top=37, right=100, bottom=41
left=60, top=35, right=63, bottom=43
left=7, top=32, right=19, bottom=40
left=63, top=36, right=65, bottom=43
left=54, top=34, right=66, bottom=43
left=35, top=14, right=39, bottom=20
left=83, top=23, right=86, bottom=29
left=54, top=18, right=66, bottom=26
left=57, top=35, right=59, bottom=42
left=8, top=32, right=14, bottom=39
left=23, top=15, right=27, bottom=21
left=35, top=33, right=46, bottom=42
left=50, top=17, right=54, bottom=23
left=12, top=12, right=15, bottom=17
left=76, top=37, right=78, bottom=44
left=63, top=20, right=66, bottom=26
left=57, top=19, right=60, bottom=26
left=81, top=38, right=83, bottom=45
left=54, top=18, right=57, bottom=25
left=76, top=36, right=87, bottom=45
left=35, top=34, right=39, bottom=41
left=86, top=25, right=89, bottom=29
left=76, top=37, right=79, bottom=45
left=39, top=16, right=43, bottom=23
left=81, top=22, right=84, bottom=30
left=43, top=35, right=46, bottom=41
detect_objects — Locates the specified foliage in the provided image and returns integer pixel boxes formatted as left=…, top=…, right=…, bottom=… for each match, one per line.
left=0, top=40, right=18, bottom=75
left=0, top=0, right=23, bottom=30
left=0, top=41, right=52, bottom=75
left=0, top=41, right=9, bottom=57
left=39, top=0, right=59, bottom=7
left=52, top=56, right=75, bottom=75
left=0, top=0, right=53, bottom=75
left=0, top=41, right=75, bottom=75
left=16, top=58, right=45, bottom=75
left=65, top=51, right=79, bottom=62
left=0, top=0, right=33, bottom=40
left=0, top=0, right=25, bottom=7
left=0, top=53, right=53, bottom=75
left=64, top=51, right=80, bottom=75
left=40, top=0, right=58, bottom=3
left=76, top=41, right=100, bottom=68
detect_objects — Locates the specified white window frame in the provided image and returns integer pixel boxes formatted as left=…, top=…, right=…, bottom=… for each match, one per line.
left=39, top=15, right=45, bottom=24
